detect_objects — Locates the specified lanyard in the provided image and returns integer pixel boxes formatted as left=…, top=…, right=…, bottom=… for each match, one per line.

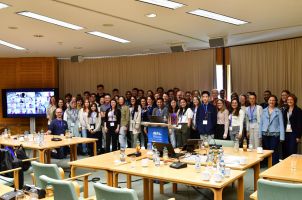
left=202, top=103, right=208, bottom=119
left=248, top=106, right=256, bottom=121
left=157, top=109, right=162, bottom=116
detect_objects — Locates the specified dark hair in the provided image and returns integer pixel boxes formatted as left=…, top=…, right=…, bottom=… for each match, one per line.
left=97, top=84, right=104, bottom=88
left=157, top=87, right=164, bottom=92
left=140, top=97, right=147, bottom=107
left=287, top=94, right=298, bottom=105
left=156, top=97, right=164, bottom=102
left=57, top=98, right=66, bottom=111
left=118, top=96, right=126, bottom=105
left=49, top=95, right=56, bottom=104
left=138, top=89, right=144, bottom=94
left=130, top=96, right=139, bottom=112
left=168, top=99, right=178, bottom=113
left=249, top=92, right=257, bottom=98
left=112, top=88, right=119, bottom=92
left=147, top=95, right=155, bottom=102
left=178, top=98, right=188, bottom=116
left=239, top=94, right=248, bottom=107
left=201, top=91, right=210, bottom=96
left=231, top=92, right=239, bottom=100
left=230, top=98, right=241, bottom=116
left=109, top=99, right=118, bottom=115
left=104, top=94, right=111, bottom=98
left=279, top=89, right=291, bottom=107
left=88, top=103, right=99, bottom=118
left=132, top=88, right=139, bottom=92
left=192, top=96, right=201, bottom=107
left=65, top=93, right=72, bottom=98
left=264, top=90, right=272, bottom=95
left=90, top=93, right=96, bottom=97
left=83, top=91, right=90, bottom=95
left=268, top=95, right=278, bottom=107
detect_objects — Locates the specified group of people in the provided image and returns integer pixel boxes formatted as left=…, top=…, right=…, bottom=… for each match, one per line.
left=45, top=84, right=301, bottom=165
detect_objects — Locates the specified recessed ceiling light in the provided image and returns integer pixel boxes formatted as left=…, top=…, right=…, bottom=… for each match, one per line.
left=17, top=11, right=84, bottom=30
left=0, top=2, right=9, bottom=9
left=0, top=40, right=26, bottom=50
left=8, top=26, right=18, bottom=30
left=87, top=31, right=130, bottom=43
left=102, top=24, right=114, bottom=27
left=146, top=13, right=157, bottom=18
left=138, top=0, right=185, bottom=10
left=188, top=9, right=248, bottom=25
left=33, top=34, right=44, bottom=38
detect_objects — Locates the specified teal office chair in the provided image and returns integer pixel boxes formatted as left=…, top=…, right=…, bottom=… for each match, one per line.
left=31, top=161, right=90, bottom=198
left=0, top=168, right=21, bottom=188
left=210, top=139, right=234, bottom=147
left=258, top=179, right=302, bottom=200
left=40, top=175, right=80, bottom=200
left=94, top=182, right=138, bottom=200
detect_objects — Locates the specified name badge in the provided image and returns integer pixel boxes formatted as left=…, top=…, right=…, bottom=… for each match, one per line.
left=229, top=126, right=233, bottom=131
left=286, top=124, right=292, bottom=132
left=90, top=124, right=95, bottom=130
left=70, top=122, right=75, bottom=127
left=47, top=121, right=51, bottom=125
left=178, top=125, right=182, bottom=129
left=110, top=122, right=115, bottom=127
left=203, top=120, right=208, bottom=125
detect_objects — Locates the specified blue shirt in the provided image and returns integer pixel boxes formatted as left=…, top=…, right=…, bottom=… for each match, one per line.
left=49, top=118, right=68, bottom=135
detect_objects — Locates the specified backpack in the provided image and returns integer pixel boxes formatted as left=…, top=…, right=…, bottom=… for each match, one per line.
left=14, top=145, right=31, bottom=171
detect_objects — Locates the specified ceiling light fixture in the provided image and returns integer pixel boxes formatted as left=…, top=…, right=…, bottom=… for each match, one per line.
left=138, top=0, right=185, bottom=10
left=188, top=9, right=248, bottom=25
left=0, top=40, right=26, bottom=50
left=87, top=31, right=130, bottom=43
left=17, top=11, right=84, bottom=30
left=0, top=2, right=9, bottom=9
left=146, top=13, right=157, bottom=18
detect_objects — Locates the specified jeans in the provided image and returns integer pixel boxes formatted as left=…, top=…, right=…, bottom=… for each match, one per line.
left=262, top=135, right=280, bottom=165
left=119, top=126, right=128, bottom=149
left=131, top=132, right=139, bottom=148
left=81, top=128, right=87, bottom=154
left=169, top=129, right=176, bottom=148
left=248, top=124, right=261, bottom=148
left=229, top=126, right=240, bottom=141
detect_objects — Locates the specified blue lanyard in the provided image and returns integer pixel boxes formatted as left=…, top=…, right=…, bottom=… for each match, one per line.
left=248, top=106, right=256, bottom=121
left=157, top=109, right=161, bottom=116
left=229, top=114, right=232, bottom=126
left=202, top=103, right=208, bottom=114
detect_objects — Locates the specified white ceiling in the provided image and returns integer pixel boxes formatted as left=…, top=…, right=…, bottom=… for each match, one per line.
left=0, top=0, right=302, bottom=57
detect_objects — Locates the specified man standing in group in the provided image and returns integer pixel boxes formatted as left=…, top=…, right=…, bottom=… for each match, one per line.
left=96, top=84, right=105, bottom=102
left=99, top=94, right=111, bottom=153
left=47, top=108, right=68, bottom=159
left=220, top=89, right=231, bottom=110
left=260, top=90, right=272, bottom=109
left=196, top=91, right=217, bottom=141
left=211, top=89, right=219, bottom=107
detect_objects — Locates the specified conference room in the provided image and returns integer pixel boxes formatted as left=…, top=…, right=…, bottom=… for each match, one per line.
left=1, top=0, right=302, bottom=200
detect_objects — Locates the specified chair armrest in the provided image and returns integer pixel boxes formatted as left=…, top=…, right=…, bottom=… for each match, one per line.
left=58, top=167, right=65, bottom=179
left=71, top=181, right=81, bottom=197
left=31, top=173, right=36, bottom=185
left=22, top=157, right=39, bottom=162
left=0, top=167, right=21, bottom=189
left=65, top=173, right=91, bottom=198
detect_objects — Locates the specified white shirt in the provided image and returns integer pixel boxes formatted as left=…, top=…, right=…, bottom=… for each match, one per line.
left=178, top=108, right=193, bottom=124
left=229, top=109, right=245, bottom=134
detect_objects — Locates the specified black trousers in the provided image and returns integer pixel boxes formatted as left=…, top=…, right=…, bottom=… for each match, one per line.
left=87, top=130, right=102, bottom=156
left=106, top=126, right=119, bottom=152
left=215, top=124, right=225, bottom=140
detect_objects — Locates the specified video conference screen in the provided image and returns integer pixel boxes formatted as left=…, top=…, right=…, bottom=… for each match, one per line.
left=2, top=88, right=58, bottom=118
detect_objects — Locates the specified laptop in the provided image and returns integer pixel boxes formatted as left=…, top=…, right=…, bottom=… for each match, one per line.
left=152, top=142, right=185, bottom=158
left=149, top=116, right=165, bottom=123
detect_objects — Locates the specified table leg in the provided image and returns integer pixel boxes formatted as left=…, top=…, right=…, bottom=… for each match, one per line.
left=127, top=174, right=132, bottom=189
left=46, top=150, right=51, bottom=164
left=107, top=171, right=113, bottom=186
left=70, top=145, right=74, bottom=161
left=253, top=162, right=260, bottom=190
left=73, top=145, right=77, bottom=161
left=113, top=172, right=119, bottom=187
left=33, top=150, right=37, bottom=158
left=14, top=170, right=19, bottom=189
left=93, top=141, right=97, bottom=156
left=172, top=183, right=177, bottom=193
left=237, top=176, right=244, bottom=200
left=268, top=154, right=273, bottom=168
left=159, top=181, right=164, bottom=194
left=39, top=150, right=45, bottom=163
left=71, top=166, right=76, bottom=177
left=149, top=179, right=153, bottom=200
left=83, top=174, right=88, bottom=198
left=143, top=178, right=150, bottom=200
left=212, top=188, right=223, bottom=200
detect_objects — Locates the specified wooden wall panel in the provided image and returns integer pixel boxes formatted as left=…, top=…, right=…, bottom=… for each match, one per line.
left=0, top=57, right=58, bottom=134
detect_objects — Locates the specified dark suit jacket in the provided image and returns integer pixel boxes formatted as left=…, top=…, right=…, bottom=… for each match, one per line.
left=283, top=106, right=302, bottom=138
left=196, top=103, right=217, bottom=135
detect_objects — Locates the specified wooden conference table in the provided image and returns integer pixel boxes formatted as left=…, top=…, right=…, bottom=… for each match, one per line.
left=70, top=148, right=147, bottom=187
left=181, top=147, right=273, bottom=191
left=260, top=154, right=302, bottom=182
left=0, top=135, right=97, bottom=163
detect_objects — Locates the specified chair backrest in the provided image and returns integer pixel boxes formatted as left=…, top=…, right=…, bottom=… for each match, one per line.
left=40, top=175, right=78, bottom=200
left=211, top=139, right=234, bottom=147
left=31, top=161, right=62, bottom=188
left=258, top=179, right=302, bottom=200
left=94, top=182, right=138, bottom=200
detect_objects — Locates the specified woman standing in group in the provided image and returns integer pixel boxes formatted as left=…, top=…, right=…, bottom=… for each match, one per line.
left=246, top=93, right=263, bottom=148
left=146, top=96, right=155, bottom=117
left=229, top=98, right=245, bottom=141
left=282, top=94, right=302, bottom=158
left=104, top=99, right=121, bottom=152
left=259, top=95, right=285, bottom=165
left=129, top=96, right=141, bottom=147
left=279, top=90, right=290, bottom=114
left=176, top=98, right=193, bottom=147
left=215, top=99, right=229, bottom=140
left=168, top=99, right=178, bottom=147
left=47, top=96, right=57, bottom=126
left=63, top=100, right=80, bottom=137
left=118, top=96, right=130, bottom=149
left=52, top=98, right=65, bottom=120
left=140, top=97, right=148, bottom=148
left=86, top=103, right=102, bottom=156
left=79, top=99, right=90, bottom=155
left=191, top=96, right=201, bottom=139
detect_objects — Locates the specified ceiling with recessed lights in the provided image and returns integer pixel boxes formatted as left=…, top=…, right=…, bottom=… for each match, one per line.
left=0, top=0, right=302, bottom=57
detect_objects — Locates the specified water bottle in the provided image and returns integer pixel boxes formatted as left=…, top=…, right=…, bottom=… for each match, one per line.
left=234, top=137, right=239, bottom=152
left=219, top=158, right=226, bottom=176
left=163, top=147, right=169, bottom=165
left=152, top=146, right=157, bottom=162
left=120, top=148, right=126, bottom=162
left=155, top=151, right=160, bottom=167
left=195, top=154, right=201, bottom=173
left=147, top=143, right=153, bottom=159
